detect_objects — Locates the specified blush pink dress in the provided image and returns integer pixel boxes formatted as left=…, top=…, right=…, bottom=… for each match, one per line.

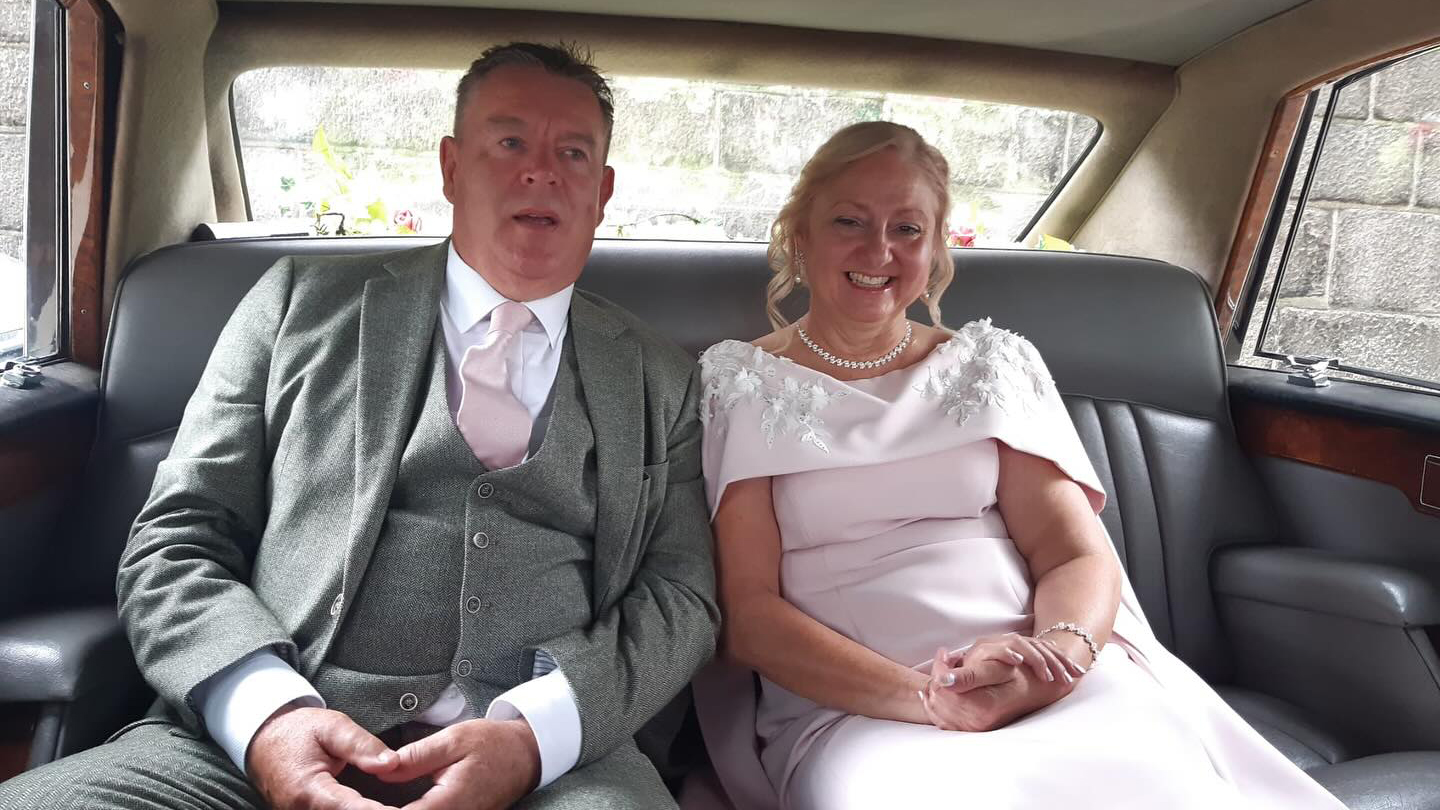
left=693, top=320, right=1345, bottom=810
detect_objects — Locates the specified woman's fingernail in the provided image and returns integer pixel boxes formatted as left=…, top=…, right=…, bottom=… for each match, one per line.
left=941, top=672, right=956, bottom=687
left=1044, top=669, right=1054, bottom=682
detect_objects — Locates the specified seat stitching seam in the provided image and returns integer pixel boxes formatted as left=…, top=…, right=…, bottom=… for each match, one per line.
left=1130, top=403, right=1180, bottom=654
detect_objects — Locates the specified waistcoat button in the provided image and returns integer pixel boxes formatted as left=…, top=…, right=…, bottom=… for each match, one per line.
left=466, top=596, right=482, bottom=613
left=456, top=659, right=473, bottom=677
left=477, top=482, right=495, bottom=499
left=399, top=692, right=418, bottom=711
left=329, top=593, right=343, bottom=616
left=471, top=532, right=489, bottom=549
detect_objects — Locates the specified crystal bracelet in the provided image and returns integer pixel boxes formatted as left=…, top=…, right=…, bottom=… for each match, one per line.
left=1038, top=621, right=1100, bottom=667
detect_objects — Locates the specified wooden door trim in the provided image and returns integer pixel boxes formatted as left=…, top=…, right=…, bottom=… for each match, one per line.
left=1215, top=92, right=1307, bottom=336
left=0, top=704, right=39, bottom=783
left=61, top=0, right=109, bottom=369
left=1233, top=399, right=1440, bottom=518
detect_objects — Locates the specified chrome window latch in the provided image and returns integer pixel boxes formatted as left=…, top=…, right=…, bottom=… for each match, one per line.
left=1283, top=355, right=1336, bottom=388
left=1, top=360, right=43, bottom=389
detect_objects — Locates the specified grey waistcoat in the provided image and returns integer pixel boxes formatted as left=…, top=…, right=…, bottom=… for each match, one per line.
left=315, top=329, right=597, bottom=732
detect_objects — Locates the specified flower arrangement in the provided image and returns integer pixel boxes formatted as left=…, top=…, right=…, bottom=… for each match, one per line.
left=277, top=126, right=425, bottom=237
left=946, top=225, right=976, bottom=248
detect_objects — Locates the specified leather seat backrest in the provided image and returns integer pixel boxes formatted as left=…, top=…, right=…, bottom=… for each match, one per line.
left=61, top=236, right=1278, bottom=681
left=935, top=249, right=1278, bottom=681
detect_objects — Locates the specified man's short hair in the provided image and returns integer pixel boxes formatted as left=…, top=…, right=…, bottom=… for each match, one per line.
left=454, top=42, right=615, bottom=145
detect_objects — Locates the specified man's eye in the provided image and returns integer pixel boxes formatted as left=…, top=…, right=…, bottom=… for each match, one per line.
left=562, top=148, right=589, bottom=162
left=499, top=137, right=522, bottom=150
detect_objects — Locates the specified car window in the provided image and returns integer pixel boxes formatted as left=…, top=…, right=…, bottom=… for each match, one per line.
left=231, top=67, right=1099, bottom=245
left=0, top=0, right=32, bottom=362
left=1235, top=45, right=1440, bottom=392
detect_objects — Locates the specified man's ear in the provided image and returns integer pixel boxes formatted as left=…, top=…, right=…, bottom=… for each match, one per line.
left=595, top=165, right=616, bottom=226
left=439, top=135, right=459, bottom=204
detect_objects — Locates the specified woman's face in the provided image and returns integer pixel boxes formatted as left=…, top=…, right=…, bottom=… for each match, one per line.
left=797, top=148, right=939, bottom=331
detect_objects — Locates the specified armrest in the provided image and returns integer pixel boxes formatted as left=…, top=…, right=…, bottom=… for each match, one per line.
left=1213, top=546, right=1440, bottom=627
left=0, top=605, right=139, bottom=702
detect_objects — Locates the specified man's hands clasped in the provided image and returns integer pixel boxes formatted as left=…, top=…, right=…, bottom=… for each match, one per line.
left=918, top=633, right=1090, bottom=733
left=247, top=705, right=540, bottom=810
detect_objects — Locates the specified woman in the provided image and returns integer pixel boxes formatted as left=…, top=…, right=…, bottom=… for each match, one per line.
left=693, top=122, right=1344, bottom=809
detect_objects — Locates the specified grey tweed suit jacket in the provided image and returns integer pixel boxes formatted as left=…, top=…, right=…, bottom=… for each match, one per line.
left=116, top=240, right=719, bottom=766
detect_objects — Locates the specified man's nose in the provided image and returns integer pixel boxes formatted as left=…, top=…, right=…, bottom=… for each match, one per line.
left=522, top=151, right=560, bottom=186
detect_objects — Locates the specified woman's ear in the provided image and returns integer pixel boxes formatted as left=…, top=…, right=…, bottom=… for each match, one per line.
left=792, top=227, right=810, bottom=259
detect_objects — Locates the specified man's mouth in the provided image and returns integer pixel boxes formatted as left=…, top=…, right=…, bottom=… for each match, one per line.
left=513, top=209, right=560, bottom=227
left=847, top=271, right=893, bottom=289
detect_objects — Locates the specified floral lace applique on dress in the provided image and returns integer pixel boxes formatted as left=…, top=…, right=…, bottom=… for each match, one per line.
left=918, top=318, right=1055, bottom=426
left=700, top=341, right=848, bottom=453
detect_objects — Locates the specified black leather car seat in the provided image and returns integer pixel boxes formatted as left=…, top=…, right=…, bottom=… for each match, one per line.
left=3, top=235, right=1438, bottom=808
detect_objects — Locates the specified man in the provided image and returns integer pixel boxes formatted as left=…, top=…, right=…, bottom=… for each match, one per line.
left=0, top=42, right=717, bottom=809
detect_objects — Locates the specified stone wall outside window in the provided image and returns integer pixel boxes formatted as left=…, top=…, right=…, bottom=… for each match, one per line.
left=0, top=0, right=31, bottom=353
left=233, top=67, right=1096, bottom=244
left=1244, top=48, right=1440, bottom=386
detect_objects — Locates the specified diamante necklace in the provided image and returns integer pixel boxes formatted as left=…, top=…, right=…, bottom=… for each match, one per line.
left=796, top=321, right=913, bottom=370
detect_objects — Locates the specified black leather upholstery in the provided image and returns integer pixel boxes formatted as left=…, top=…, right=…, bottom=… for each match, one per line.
left=1215, top=546, right=1440, bottom=755
left=1215, top=546, right=1440, bottom=627
left=68, top=236, right=1259, bottom=681
left=4, top=235, right=1436, bottom=806
left=1216, top=686, right=1351, bottom=771
left=0, top=608, right=136, bottom=703
left=0, top=607, right=152, bottom=764
left=1314, top=753, right=1440, bottom=810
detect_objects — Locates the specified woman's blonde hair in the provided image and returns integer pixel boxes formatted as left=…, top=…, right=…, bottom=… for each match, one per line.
left=765, top=121, right=955, bottom=330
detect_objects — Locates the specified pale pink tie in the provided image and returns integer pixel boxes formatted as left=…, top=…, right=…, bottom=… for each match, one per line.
left=456, top=301, right=534, bottom=469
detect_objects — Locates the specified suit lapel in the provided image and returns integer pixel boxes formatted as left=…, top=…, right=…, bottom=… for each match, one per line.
left=342, top=241, right=447, bottom=605
left=569, top=293, right=645, bottom=610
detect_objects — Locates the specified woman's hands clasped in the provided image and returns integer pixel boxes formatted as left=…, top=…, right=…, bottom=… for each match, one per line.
left=918, top=634, right=1089, bottom=732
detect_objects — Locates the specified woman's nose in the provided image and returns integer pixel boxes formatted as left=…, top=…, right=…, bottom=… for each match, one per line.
left=861, top=230, right=892, bottom=266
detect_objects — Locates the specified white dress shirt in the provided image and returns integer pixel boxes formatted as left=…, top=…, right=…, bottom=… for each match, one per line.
left=193, top=244, right=582, bottom=788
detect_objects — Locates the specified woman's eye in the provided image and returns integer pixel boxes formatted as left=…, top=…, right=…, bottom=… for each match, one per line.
left=897, top=223, right=923, bottom=236
left=834, top=216, right=861, bottom=228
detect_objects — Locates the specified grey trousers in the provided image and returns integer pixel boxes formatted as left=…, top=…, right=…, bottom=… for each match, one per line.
left=0, top=720, right=676, bottom=810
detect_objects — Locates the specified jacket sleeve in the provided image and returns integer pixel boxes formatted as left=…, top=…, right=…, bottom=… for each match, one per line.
left=116, top=257, right=303, bottom=732
left=535, top=364, right=720, bottom=765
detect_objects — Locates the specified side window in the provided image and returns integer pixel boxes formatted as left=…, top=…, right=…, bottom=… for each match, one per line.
left=231, top=68, right=1099, bottom=245
left=0, top=0, right=33, bottom=362
left=1236, top=45, right=1439, bottom=392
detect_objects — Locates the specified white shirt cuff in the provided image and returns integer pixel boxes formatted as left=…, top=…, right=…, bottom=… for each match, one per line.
left=486, top=668, right=581, bottom=789
left=195, top=649, right=325, bottom=773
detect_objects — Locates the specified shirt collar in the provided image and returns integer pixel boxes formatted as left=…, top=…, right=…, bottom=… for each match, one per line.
left=443, top=242, right=573, bottom=348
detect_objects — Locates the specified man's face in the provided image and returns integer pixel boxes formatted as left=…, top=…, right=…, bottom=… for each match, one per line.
left=440, top=65, right=615, bottom=300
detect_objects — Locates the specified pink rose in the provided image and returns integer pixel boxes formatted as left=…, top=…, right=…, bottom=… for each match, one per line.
left=393, top=209, right=423, bottom=234
left=946, top=226, right=976, bottom=248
